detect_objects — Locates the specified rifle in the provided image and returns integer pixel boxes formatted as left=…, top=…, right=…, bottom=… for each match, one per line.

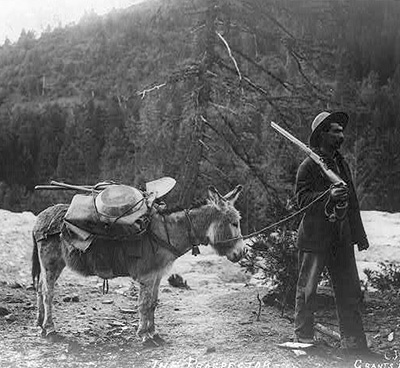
left=270, top=121, right=347, bottom=221
left=34, top=181, right=112, bottom=193
left=271, top=122, right=345, bottom=186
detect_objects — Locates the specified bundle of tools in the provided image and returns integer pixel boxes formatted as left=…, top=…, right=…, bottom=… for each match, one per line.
left=34, top=177, right=176, bottom=251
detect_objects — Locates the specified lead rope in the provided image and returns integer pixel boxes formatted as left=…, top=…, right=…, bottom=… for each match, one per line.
left=247, top=188, right=331, bottom=239
left=217, top=188, right=331, bottom=244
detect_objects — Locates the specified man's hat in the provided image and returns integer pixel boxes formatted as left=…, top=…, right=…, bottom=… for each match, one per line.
left=309, top=111, right=349, bottom=148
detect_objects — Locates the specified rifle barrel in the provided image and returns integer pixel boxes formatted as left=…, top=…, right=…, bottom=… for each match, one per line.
left=35, top=185, right=70, bottom=191
left=271, top=122, right=312, bottom=155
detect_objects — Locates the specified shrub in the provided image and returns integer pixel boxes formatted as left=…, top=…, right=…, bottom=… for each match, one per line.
left=241, top=228, right=298, bottom=307
left=364, top=262, right=400, bottom=292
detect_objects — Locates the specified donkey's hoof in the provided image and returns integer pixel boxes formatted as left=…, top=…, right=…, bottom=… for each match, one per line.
left=42, top=330, right=64, bottom=342
left=142, top=335, right=161, bottom=348
left=47, top=333, right=65, bottom=343
left=152, top=334, right=166, bottom=345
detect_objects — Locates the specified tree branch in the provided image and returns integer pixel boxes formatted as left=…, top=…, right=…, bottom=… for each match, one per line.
left=136, top=64, right=201, bottom=99
left=201, top=154, right=232, bottom=181
left=216, top=31, right=242, bottom=81
left=210, top=102, right=238, bottom=115
left=137, top=83, right=167, bottom=99
left=203, top=112, right=280, bottom=198
left=228, top=45, right=293, bottom=91
left=288, top=50, right=330, bottom=101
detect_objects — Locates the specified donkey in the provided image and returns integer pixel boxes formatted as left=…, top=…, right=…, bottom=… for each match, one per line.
left=32, top=185, right=245, bottom=344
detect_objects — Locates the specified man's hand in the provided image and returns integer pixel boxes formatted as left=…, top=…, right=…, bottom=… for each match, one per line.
left=330, top=183, right=349, bottom=202
left=357, top=238, right=370, bottom=251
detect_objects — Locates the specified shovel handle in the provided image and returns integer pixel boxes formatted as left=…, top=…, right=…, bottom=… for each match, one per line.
left=34, top=181, right=94, bottom=193
left=35, top=180, right=115, bottom=192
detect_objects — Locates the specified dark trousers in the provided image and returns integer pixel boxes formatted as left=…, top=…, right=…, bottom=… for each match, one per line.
left=294, top=245, right=367, bottom=349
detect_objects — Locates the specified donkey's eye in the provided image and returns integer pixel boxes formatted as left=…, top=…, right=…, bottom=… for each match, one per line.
left=232, top=222, right=239, bottom=228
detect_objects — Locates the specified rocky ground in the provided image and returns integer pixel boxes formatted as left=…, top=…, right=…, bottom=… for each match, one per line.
left=0, top=209, right=399, bottom=368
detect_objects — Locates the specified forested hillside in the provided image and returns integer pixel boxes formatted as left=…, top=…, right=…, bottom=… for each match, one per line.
left=0, top=0, right=399, bottom=233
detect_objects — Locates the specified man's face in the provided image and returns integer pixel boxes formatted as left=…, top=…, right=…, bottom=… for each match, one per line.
left=321, top=122, right=344, bottom=151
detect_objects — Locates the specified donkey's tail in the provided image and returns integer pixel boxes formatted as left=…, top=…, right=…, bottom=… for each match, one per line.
left=31, top=233, right=41, bottom=290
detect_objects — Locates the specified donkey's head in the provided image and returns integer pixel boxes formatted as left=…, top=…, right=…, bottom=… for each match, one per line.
left=204, top=185, right=246, bottom=263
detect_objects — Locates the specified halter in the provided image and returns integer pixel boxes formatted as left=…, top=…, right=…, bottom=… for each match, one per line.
left=155, top=213, right=186, bottom=258
left=150, top=208, right=204, bottom=258
left=150, top=228, right=183, bottom=258
left=145, top=206, right=185, bottom=258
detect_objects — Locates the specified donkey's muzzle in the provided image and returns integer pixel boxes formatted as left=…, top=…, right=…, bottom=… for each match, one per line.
left=227, top=244, right=247, bottom=263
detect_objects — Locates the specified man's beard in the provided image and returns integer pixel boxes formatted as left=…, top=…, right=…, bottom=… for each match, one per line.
left=333, top=138, right=344, bottom=150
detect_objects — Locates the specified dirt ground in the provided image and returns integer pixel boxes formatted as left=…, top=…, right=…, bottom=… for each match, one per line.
left=0, top=209, right=399, bottom=368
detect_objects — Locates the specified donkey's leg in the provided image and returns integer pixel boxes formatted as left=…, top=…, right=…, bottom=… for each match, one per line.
left=33, top=238, right=45, bottom=327
left=136, top=272, right=162, bottom=344
left=147, top=273, right=163, bottom=338
left=41, top=266, right=64, bottom=336
left=39, top=241, right=65, bottom=336
left=36, top=278, right=45, bottom=327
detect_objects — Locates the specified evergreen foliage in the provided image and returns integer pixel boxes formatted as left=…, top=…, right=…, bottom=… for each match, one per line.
left=364, top=262, right=400, bottom=292
left=0, top=0, right=399, bottom=230
left=242, top=230, right=298, bottom=307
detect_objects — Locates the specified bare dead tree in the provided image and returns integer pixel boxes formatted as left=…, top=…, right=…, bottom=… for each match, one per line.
left=176, top=0, right=218, bottom=207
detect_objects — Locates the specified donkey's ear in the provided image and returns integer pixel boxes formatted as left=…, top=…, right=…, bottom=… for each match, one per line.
left=208, top=185, right=224, bottom=203
left=223, top=185, right=243, bottom=204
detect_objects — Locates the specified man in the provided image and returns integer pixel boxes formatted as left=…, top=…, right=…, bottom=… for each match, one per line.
left=294, top=111, right=369, bottom=352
